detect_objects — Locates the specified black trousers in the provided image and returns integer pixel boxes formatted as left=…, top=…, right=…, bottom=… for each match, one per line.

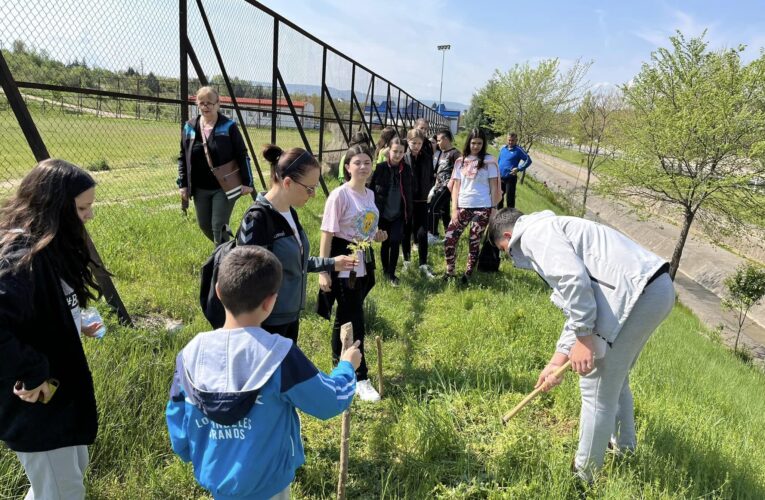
left=499, top=175, right=518, bottom=209
left=379, top=216, right=404, bottom=278
left=263, top=319, right=300, bottom=344
left=406, top=201, right=429, bottom=265
left=331, top=275, right=369, bottom=380
left=428, top=187, right=451, bottom=236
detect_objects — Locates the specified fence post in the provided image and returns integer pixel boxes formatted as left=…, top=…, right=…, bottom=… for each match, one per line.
left=318, top=47, right=327, bottom=162
left=271, top=17, right=278, bottom=144
left=180, top=0, right=189, bottom=125
left=348, top=64, right=355, bottom=136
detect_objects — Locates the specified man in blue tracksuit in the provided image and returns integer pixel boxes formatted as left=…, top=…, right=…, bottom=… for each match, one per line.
left=166, top=246, right=361, bottom=500
left=497, top=132, right=532, bottom=209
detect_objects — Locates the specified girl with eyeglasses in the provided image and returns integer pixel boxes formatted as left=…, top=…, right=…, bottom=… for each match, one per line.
left=235, top=146, right=356, bottom=343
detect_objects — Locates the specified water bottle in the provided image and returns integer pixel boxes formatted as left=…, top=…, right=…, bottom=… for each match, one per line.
left=81, top=307, right=107, bottom=339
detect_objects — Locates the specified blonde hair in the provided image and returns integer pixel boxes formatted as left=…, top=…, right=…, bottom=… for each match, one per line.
left=407, top=128, right=426, bottom=141
left=195, top=86, right=220, bottom=103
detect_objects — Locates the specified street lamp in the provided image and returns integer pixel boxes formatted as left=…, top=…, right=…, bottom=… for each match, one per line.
left=437, top=44, right=450, bottom=109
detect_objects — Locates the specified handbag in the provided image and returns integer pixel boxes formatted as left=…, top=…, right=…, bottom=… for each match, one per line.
left=200, top=121, right=243, bottom=200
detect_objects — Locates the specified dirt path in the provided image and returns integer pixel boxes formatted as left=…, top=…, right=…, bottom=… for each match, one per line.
left=527, top=151, right=765, bottom=360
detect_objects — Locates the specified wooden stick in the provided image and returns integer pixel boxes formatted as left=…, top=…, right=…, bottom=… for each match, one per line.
left=501, top=360, right=571, bottom=425
left=375, top=335, right=383, bottom=398
left=337, top=322, right=354, bottom=500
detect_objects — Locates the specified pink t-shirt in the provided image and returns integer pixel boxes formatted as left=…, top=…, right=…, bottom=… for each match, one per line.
left=321, top=184, right=379, bottom=277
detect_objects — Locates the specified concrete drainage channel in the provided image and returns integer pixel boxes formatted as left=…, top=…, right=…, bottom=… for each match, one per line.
left=528, top=151, right=765, bottom=364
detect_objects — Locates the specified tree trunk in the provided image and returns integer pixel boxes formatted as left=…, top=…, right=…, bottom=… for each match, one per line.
left=581, top=168, right=592, bottom=217
left=669, top=209, right=695, bottom=281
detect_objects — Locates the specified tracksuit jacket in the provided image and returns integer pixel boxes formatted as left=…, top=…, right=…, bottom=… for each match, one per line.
left=507, top=210, right=668, bottom=357
left=166, top=326, right=356, bottom=500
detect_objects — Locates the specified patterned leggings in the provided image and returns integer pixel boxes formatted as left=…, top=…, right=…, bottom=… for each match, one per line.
left=444, top=207, right=492, bottom=276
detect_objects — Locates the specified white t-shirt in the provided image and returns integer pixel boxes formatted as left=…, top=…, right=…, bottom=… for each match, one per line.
left=61, top=279, right=81, bottom=334
left=453, top=154, right=499, bottom=208
left=321, top=184, right=379, bottom=278
left=279, top=210, right=302, bottom=251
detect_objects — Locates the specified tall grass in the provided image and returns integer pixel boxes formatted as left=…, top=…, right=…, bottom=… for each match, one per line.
left=1, top=176, right=764, bottom=499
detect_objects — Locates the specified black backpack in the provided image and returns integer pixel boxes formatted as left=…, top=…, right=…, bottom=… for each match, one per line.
left=199, top=202, right=276, bottom=328
left=477, top=229, right=501, bottom=273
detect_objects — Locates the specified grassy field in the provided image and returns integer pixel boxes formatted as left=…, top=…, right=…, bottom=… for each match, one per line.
left=0, top=103, right=328, bottom=198
left=1, top=170, right=764, bottom=499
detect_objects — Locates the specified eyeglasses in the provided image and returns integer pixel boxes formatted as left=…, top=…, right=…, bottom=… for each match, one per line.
left=291, top=179, right=317, bottom=195
left=198, top=101, right=218, bottom=107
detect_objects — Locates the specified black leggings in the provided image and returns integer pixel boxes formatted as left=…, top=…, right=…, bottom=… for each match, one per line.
left=379, top=216, right=404, bottom=278
left=428, top=187, right=451, bottom=236
left=403, top=201, right=429, bottom=265
left=331, top=275, right=369, bottom=380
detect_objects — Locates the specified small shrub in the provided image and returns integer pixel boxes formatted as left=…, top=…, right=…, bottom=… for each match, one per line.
left=87, top=158, right=110, bottom=171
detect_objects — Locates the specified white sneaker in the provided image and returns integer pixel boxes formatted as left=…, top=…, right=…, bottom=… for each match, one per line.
left=356, top=379, right=381, bottom=402
left=402, top=260, right=412, bottom=270
left=419, top=264, right=435, bottom=279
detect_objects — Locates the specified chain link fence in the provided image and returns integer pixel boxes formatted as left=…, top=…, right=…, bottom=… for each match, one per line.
left=0, top=0, right=449, bottom=317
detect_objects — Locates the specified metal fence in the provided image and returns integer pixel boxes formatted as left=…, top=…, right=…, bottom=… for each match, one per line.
left=0, top=0, right=448, bottom=320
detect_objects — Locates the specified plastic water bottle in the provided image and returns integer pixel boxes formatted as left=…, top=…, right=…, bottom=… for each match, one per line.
left=81, top=307, right=107, bottom=339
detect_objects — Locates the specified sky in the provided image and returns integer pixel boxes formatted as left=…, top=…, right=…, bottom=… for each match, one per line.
left=257, top=0, right=765, bottom=107
left=2, top=1, right=764, bottom=109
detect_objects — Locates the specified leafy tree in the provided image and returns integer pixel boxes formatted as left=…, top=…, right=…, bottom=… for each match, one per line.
left=482, top=58, right=590, bottom=152
left=462, top=85, right=496, bottom=140
left=722, top=264, right=765, bottom=353
left=600, top=32, right=765, bottom=280
left=573, top=88, right=621, bottom=215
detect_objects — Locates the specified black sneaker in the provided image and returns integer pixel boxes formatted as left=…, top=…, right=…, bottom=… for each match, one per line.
left=460, top=274, right=470, bottom=285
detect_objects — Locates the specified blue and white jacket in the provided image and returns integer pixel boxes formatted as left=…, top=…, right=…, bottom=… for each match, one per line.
left=166, top=327, right=356, bottom=500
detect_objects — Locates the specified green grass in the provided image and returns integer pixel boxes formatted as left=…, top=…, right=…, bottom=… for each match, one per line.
left=0, top=102, right=329, bottom=199
left=2, top=175, right=764, bottom=499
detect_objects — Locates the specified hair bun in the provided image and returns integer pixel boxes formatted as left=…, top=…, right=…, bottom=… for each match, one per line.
left=262, top=144, right=283, bottom=164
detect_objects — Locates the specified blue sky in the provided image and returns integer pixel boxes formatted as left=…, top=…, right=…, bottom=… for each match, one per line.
left=258, top=0, right=765, bottom=106
left=3, top=1, right=764, bottom=109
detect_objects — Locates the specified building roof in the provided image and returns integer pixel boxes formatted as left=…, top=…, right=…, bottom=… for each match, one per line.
left=189, top=95, right=306, bottom=108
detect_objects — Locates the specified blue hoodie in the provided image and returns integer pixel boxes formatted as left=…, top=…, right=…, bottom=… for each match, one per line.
left=166, top=327, right=356, bottom=500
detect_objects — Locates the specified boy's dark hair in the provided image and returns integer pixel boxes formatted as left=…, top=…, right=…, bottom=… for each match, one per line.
left=489, top=208, right=525, bottom=246
left=435, top=127, right=453, bottom=142
left=217, top=246, right=282, bottom=316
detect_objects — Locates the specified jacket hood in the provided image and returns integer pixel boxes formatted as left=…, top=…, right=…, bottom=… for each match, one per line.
left=508, top=210, right=556, bottom=248
left=179, top=327, right=292, bottom=425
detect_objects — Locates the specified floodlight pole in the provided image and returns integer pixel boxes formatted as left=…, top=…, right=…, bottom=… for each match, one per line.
left=437, top=44, right=450, bottom=107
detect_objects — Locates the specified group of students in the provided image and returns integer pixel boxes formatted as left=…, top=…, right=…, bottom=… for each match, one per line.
left=0, top=97, right=675, bottom=499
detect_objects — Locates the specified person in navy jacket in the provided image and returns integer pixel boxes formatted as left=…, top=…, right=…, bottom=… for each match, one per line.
left=166, top=246, right=361, bottom=500
left=497, top=132, right=532, bottom=209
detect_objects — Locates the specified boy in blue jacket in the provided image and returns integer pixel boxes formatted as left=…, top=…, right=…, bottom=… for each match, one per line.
left=166, top=246, right=361, bottom=500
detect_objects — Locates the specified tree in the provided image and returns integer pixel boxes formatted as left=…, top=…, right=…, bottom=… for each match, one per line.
left=482, top=58, right=591, bottom=153
left=573, top=88, right=621, bottom=215
left=462, top=85, right=496, bottom=140
left=599, top=32, right=765, bottom=280
left=722, top=264, right=765, bottom=353
left=145, top=72, right=160, bottom=94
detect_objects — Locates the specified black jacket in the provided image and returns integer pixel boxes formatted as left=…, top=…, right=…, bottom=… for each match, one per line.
left=406, top=150, right=434, bottom=202
left=369, top=160, right=413, bottom=222
left=0, top=245, right=98, bottom=452
left=177, top=113, right=254, bottom=192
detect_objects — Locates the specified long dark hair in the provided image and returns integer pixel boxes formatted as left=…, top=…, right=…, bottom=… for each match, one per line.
left=343, top=144, right=372, bottom=181
left=462, top=128, right=488, bottom=170
left=374, top=127, right=398, bottom=159
left=0, top=159, right=101, bottom=306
